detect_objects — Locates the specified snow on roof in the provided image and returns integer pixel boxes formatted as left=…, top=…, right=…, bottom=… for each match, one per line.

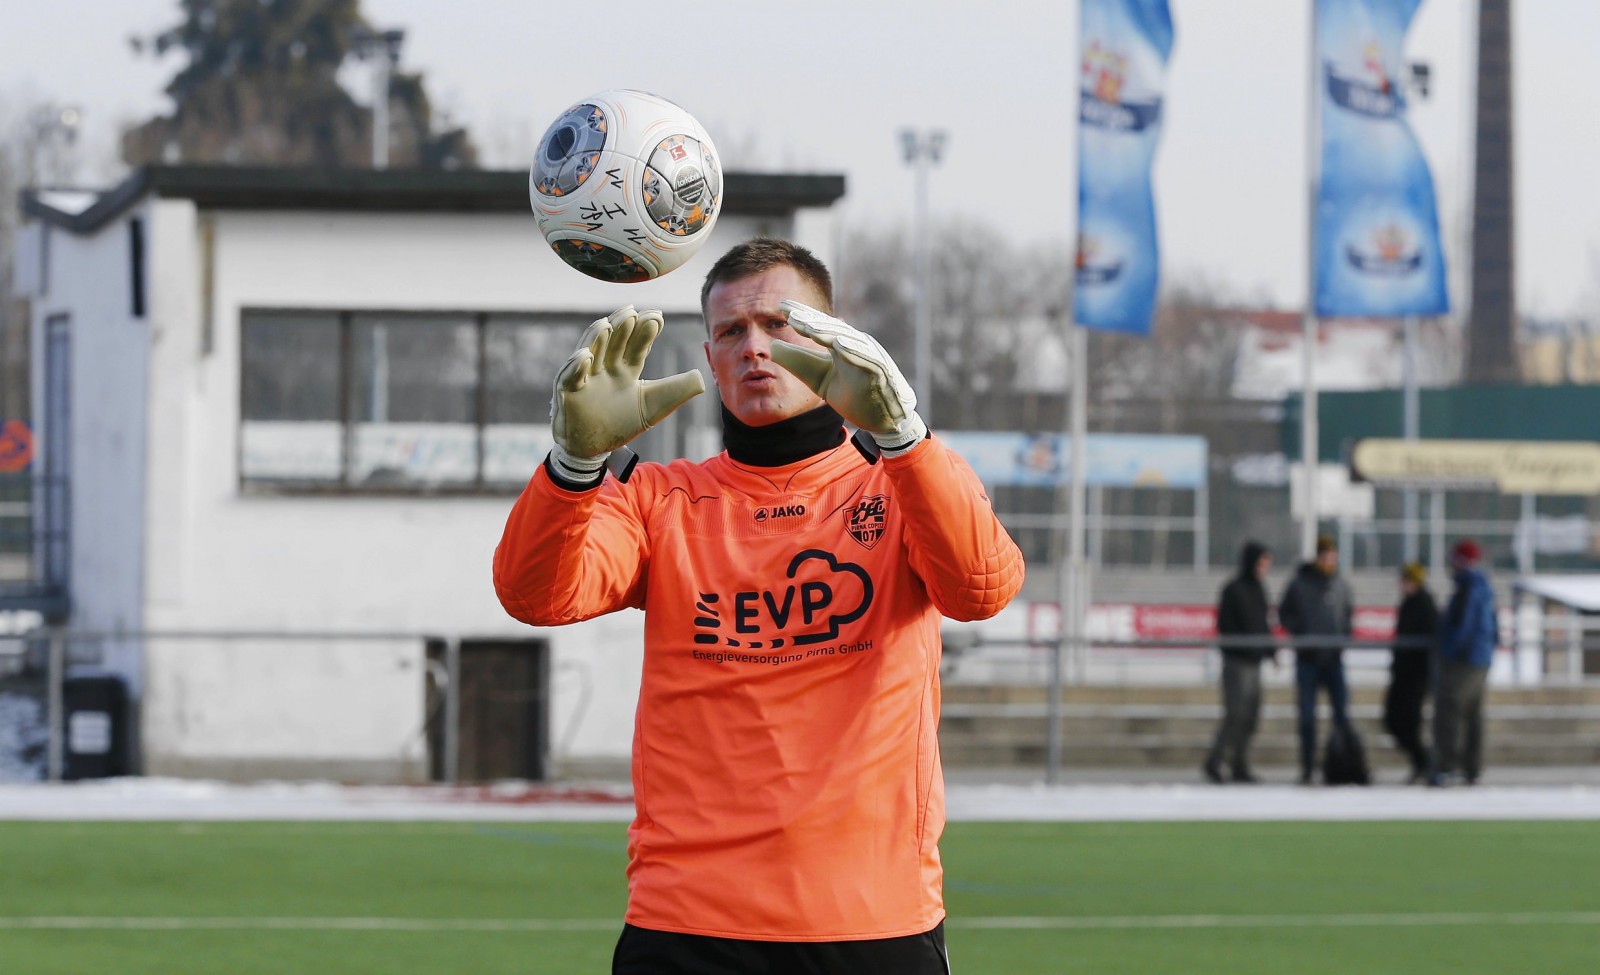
left=33, top=189, right=100, bottom=215
left=1514, top=574, right=1600, bottom=612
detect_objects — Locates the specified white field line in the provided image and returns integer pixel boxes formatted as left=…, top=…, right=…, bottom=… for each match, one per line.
left=956, top=912, right=1600, bottom=929
left=2, top=912, right=1599, bottom=932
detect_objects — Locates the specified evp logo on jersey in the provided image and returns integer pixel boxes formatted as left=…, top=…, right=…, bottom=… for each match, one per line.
left=692, top=548, right=873, bottom=648
left=845, top=496, right=889, bottom=549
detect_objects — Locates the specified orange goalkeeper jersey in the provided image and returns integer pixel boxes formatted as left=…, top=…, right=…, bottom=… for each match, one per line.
left=494, top=436, right=1024, bottom=941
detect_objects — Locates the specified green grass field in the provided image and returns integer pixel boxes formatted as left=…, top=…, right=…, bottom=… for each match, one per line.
left=1, top=819, right=1597, bottom=974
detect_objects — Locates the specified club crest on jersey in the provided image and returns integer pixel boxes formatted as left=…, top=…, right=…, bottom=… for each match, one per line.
left=845, top=495, right=889, bottom=549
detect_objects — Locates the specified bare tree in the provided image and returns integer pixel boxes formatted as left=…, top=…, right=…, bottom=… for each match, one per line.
left=837, top=222, right=1070, bottom=431
left=1088, top=272, right=1247, bottom=411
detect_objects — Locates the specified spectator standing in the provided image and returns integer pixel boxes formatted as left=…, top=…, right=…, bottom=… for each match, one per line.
left=1204, top=541, right=1275, bottom=784
left=1433, top=539, right=1497, bottom=787
left=1278, top=534, right=1356, bottom=785
left=1384, top=562, right=1438, bottom=783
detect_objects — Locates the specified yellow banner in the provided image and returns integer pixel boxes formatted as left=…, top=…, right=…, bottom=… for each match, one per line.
left=1350, top=439, right=1600, bottom=495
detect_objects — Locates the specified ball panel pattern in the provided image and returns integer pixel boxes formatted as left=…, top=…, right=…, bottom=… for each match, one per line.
left=531, top=103, right=608, bottom=198
left=530, top=90, right=722, bottom=280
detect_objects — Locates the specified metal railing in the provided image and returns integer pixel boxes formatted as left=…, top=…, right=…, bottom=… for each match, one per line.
left=2, top=622, right=1594, bottom=785
left=0, top=629, right=464, bottom=783
left=991, top=507, right=1598, bottom=574
left=0, top=474, right=71, bottom=610
left=947, top=627, right=1599, bottom=784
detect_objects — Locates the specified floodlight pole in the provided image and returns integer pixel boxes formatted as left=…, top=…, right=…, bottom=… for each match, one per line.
left=900, top=129, right=947, bottom=411
left=352, top=27, right=406, bottom=169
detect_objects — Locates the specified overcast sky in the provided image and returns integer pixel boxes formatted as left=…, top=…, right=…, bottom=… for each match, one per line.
left=3, top=0, right=1597, bottom=317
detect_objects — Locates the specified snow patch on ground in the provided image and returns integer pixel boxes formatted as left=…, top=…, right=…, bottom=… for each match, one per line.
left=1, top=777, right=1596, bottom=823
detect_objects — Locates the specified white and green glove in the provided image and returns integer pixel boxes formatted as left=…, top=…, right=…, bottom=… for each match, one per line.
left=770, top=300, right=928, bottom=454
left=549, top=305, right=704, bottom=484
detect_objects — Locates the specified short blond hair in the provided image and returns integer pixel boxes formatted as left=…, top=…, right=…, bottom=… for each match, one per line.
left=699, top=237, right=834, bottom=318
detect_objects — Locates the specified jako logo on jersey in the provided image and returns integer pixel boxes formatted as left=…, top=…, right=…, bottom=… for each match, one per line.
left=754, top=504, right=806, bottom=524
left=845, top=495, right=889, bottom=549
left=693, top=548, right=873, bottom=648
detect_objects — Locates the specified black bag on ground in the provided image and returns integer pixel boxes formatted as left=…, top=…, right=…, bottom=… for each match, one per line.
left=1322, top=723, right=1371, bottom=786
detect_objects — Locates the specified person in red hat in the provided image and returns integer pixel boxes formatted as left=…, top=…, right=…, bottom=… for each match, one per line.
left=1432, top=539, right=1497, bottom=786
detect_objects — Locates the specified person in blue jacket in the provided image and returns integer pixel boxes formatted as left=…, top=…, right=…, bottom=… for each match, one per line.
left=1432, top=539, right=1498, bottom=787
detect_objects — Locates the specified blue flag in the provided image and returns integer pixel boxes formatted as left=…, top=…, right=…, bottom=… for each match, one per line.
left=1315, top=0, right=1449, bottom=317
left=1075, top=0, right=1174, bottom=335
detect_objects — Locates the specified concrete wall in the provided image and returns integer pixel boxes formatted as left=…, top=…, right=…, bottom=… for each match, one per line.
left=28, top=208, right=149, bottom=686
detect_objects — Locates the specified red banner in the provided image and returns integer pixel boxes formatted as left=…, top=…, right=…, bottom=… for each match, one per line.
left=0, top=420, right=33, bottom=473
left=1127, top=603, right=1398, bottom=643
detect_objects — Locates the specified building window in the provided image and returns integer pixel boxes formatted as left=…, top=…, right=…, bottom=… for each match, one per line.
left=483, top=317, right=583, bottom=486
left=240, top=310, right=582, bottom=492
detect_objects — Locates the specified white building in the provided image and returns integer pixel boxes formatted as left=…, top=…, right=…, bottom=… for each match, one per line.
left=15, top=165, right=844, bottom=782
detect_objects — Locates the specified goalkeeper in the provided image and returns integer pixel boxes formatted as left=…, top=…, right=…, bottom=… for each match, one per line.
left=494, top=238, right=1024, bottom=974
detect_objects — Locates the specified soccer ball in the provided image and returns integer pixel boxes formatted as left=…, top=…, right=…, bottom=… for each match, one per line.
left=529, top=89, right=723, bottom=283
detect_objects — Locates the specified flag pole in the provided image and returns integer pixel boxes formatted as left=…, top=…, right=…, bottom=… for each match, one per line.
left=1301, top=0, right=1321, bottom=560
left=1048, top=323, right=1089, bottom=786
left=1402, top=313, right=1419, bottom=561
left=1068, top=323, right=1090, bottom=687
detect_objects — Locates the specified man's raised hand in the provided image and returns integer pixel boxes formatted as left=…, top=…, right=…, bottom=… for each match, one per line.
left=769, top=300, right=927, bottom=450
left=550, top=305, right=704, bottom=476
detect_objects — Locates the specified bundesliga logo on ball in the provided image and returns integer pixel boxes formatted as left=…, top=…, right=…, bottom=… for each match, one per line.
left=529, top=89, right=723, bottom=282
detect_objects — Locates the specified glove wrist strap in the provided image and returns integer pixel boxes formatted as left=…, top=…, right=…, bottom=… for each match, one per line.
left=870, top=413, right=928, bottom=457
left=549, top=444, right=610, bottom=487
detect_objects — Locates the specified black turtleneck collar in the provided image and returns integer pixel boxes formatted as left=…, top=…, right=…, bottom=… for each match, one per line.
left=721, top=403, right=846, bottom=466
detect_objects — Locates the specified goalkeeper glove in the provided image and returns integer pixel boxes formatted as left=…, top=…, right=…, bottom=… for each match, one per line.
left=549, top=305, right=704, bottom=482
left=769, top=300, right=928, bottom=453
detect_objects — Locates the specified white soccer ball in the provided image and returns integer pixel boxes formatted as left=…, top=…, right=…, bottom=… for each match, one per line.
left=529, top=89, right=723, bottom=282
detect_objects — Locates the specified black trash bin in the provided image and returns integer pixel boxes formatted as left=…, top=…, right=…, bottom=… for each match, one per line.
left=63, top=675, right=130, bottom=780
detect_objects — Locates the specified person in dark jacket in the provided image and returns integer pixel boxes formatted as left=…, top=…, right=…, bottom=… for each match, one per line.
left=1384, top=562, right=1438, bottom=783
left=1204, top=542, right=1275, bottom=784
left=1278, top=534, right=1356, bottom=785
left=1432, top=539, right=1497, bottom=787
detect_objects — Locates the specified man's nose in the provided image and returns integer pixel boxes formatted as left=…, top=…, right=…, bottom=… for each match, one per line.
left=739, top=329, right=773, bottom=359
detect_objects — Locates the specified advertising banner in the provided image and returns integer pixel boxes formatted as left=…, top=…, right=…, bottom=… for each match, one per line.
left=1076, top=0, right=1174, bottom=334
left=942, top=431, right=1206, bottom=490
left=1314, top=0, right=1450, bottom=317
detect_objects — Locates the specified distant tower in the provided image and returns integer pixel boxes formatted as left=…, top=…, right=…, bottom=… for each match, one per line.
left=1465, top=0, right=1518, bottom=383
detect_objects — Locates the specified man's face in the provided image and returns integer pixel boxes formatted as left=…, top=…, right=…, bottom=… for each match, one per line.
left=704, top=265, right=830, bottom=427
left=1255, top=553, right=1273, bottom=579
left=1316, top=549, right=1339, bottom=574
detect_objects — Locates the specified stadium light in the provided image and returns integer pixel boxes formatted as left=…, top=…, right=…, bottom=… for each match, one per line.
left=900, top=128, right=946, bottom=412
left=28, top=103, right=82, bottom=185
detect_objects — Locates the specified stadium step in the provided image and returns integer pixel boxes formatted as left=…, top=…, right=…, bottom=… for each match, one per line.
left=938, top=683, right=1600, bottom=769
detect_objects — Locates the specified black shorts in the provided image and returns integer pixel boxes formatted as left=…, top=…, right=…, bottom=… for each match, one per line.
left=612, top=921, right=951, bottom=975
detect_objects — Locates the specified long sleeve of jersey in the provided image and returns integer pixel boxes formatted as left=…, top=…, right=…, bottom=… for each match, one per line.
left=879, top=436, right=1025, bottom=620
left=492, top=435, right=1025, bottom=942
left=494, top=463, right=652, bottom=626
